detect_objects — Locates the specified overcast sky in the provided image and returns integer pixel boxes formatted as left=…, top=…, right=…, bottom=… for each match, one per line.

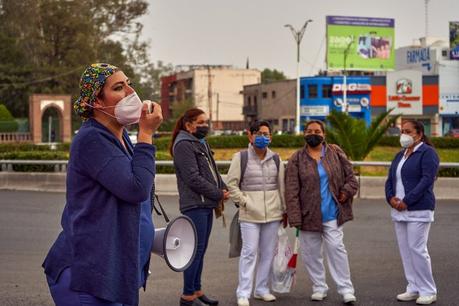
left=140, top=0, right=459, bottom=78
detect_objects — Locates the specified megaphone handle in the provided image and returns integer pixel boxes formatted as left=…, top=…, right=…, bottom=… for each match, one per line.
left=154, top=194, right=170, bottom=223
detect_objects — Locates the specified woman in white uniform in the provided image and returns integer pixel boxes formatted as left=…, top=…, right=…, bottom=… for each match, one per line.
left=385, top=120, right=439, bottom=305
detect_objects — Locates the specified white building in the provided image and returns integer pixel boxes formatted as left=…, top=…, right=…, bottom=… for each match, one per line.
left=161, top=66, right=261, bottom=131
left=396, top=37, right=459, bottom=135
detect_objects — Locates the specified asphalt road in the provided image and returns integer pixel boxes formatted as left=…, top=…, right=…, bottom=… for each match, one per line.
left=0, top=191, right=458, bottom=306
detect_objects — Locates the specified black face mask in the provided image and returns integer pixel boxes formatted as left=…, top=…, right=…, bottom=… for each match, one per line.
left=193, top=126, right=209, bottom=139
left=304, top=134, right=324, bottom=147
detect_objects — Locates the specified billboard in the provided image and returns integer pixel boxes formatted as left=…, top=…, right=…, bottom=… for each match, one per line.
left=450, top=21, right=459, bottom=60
left=387, top=70, right=423, bottom=115
left=326, top=16, right=395, bottom=71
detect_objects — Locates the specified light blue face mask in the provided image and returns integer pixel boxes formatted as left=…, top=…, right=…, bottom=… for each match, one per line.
left=254, top=135, right=270, bottom=149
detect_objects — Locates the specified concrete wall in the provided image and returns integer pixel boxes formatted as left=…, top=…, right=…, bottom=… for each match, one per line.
left=1, top=172, right=458, bottom=200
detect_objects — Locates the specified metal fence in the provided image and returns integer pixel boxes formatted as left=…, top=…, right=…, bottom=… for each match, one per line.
left=1, top=159, right=459, bottom=172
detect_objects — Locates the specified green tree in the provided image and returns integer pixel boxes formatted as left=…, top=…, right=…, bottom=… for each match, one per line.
left=325, top=109, right=399, bottom=161
left=0, top=0, right=157, bottom=124
left=0, top=104, right=18, bottom=132
left=261, top=68, right=287, bottom=83
left=159, top=99, right=195, bottom=132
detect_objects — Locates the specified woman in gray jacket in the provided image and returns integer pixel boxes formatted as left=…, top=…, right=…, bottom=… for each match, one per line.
left=171, top=108, right=229, bottom=306
left=226, top=121, right=286, bottom=306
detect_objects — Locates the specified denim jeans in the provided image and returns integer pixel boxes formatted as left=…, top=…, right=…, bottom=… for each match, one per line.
left=182, top=208, right=214, bottom=295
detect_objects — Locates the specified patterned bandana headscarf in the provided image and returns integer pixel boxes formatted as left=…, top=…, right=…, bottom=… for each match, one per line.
left=74, top=63, right=119, bottom=120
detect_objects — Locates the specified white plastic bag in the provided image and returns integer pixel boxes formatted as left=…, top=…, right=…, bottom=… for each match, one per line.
left=271, top=226, right=294, bottom=293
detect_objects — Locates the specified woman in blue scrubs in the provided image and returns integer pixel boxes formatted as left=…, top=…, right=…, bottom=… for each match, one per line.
left=43, top=63, right=163, bottom=306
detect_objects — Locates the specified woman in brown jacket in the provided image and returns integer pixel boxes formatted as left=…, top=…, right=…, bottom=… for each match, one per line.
left=285, top=120, right=358, bottom=304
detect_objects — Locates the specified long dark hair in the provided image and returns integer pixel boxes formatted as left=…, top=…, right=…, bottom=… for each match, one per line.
left=403, top=119, right=434, bottom=147
left=169, top=108, right=205, bottom=156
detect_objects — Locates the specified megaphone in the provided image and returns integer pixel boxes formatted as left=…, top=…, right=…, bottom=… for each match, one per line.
left=152, top=215, right=197, bottom=272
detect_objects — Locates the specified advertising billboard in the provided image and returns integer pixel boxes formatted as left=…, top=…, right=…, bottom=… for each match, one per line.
left=326, top=16, right=395, bottom=71
left=387, top=70, right=423, bottom=115
left=450, top=21, right=459, bottom=60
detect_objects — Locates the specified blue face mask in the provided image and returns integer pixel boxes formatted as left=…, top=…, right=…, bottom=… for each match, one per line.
left=254, top=135, right=270, bottom=149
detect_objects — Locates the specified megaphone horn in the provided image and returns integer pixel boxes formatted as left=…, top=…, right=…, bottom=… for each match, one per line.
left=152, top=215, right=197, bottom=272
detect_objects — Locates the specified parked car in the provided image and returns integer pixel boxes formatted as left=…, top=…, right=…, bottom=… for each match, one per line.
left=445, top=128, right=459, bottom=138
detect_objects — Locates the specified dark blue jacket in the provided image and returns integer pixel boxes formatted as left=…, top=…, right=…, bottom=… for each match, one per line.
left=385, top=143, right=439, bottom=211
left=42, top=119, right=156, bottom=305
left=172, top=131, right=225, bottom=213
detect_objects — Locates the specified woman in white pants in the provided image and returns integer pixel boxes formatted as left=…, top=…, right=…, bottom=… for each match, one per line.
left=226, top=121, right=286, bottom=306
left=285, top=120, right=359, bottom=304
left=385, top=120, right=439, bottom=305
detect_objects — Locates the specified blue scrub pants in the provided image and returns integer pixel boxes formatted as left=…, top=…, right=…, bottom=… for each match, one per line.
left=46, top=267, right=128, bottom=306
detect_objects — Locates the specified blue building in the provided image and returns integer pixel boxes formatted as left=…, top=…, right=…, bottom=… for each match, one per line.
left=300, top=76, right=372, bottom=126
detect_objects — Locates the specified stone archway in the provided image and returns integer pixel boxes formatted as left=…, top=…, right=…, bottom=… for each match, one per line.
left=29, top=94, right=72, bottom=144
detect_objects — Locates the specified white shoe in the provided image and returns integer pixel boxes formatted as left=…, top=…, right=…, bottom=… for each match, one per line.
left=343, top=293, right=357, bottom=304
left=254, top=293, right=276, bottom=302
left=397, top=292, right=419, bottom=301
left=310, top=292, right=327, bottom=301
left=237, top=297, right=250, bottom=306
left=416, top=295, right=437, bottom=305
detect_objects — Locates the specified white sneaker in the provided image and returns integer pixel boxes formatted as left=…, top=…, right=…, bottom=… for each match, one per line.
left=237, top=297, right=250, bottom=306
left=397, top=292, right=419, bottom=301
left=254, top=293, right=276, bottom=302
left=310, top=292, right=327, bottom=301
left=343, top=293, right=357, bottom=304
left=416, top=295, right=437, bottom=305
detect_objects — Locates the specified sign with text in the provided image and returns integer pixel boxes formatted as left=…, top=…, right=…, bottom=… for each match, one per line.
left=450, top=21, right=459, bottom=60
left=387, top=70, right=423, bottom=115
left=326, top=16, right=395, bottom=71
left=396, top=46, right=436, bottom=75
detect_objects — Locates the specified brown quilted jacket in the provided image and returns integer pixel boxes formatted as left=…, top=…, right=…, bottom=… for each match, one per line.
left=285, top=143, right=359, bottom=232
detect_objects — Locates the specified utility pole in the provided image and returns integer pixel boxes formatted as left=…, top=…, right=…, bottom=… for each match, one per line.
left=285, top=19, right=313, bottom=134
left=207, top=66, right=213, bottom=131
left=342, top=39, right=353, bottom=114
left=216, top=93, right=220, bottom=129
left=425, top=0, right=430, bottom=37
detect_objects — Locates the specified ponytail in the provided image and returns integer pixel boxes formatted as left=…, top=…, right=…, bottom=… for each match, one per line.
left=169, top=108, right=205, bottom=156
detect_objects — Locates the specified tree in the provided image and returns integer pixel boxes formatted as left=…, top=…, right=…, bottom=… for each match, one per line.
left=325, top=109, right=399, bottom=161
left=261, top=68, right=287, bottom=83
left=0, top=104, right=18, bottom=132
left=158, top=99, right=195, bottom=132
left=0, top=0, right=156, bottom=123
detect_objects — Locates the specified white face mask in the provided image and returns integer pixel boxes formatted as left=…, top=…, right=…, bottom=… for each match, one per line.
left=113, top=92, right=143, bottom=126
left=400, top=133, right=414, bottom=148
left=88, top=92, right=143, bottom=126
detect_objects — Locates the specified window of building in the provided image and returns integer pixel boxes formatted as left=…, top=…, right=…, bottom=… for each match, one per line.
left=308, top=84, right=318, bottom=98
left=322, top=84, right=332, bottom=98
left=272, top=91, right=276, bottom=99
left=248, top=96, right=251, bottom=103
left=300, top=85, right=305, bottom=99
left=262, top=92, right=268, bottom=99
left=282, top=119, right=289, bottom=132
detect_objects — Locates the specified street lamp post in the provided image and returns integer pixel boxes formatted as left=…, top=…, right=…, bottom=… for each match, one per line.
left=285, top=19, right=313, bottom=134
left=342, top=39, right=353, bottom=114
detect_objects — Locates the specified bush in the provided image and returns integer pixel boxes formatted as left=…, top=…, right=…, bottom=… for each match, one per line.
left=0, top=151, right=68, bottom=172
left=0, top=104, right=14, bottom=121
left=0, top=121, right=18, bottom=132
left=0, top=143, right=71, bottom=153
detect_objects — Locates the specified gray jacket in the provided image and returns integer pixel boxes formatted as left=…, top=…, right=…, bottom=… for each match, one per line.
left=173, top=131, right=226, bottom=213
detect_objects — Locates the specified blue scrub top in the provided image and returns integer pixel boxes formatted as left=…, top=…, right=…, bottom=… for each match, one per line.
left=318, top=147, right=338, bottom=223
